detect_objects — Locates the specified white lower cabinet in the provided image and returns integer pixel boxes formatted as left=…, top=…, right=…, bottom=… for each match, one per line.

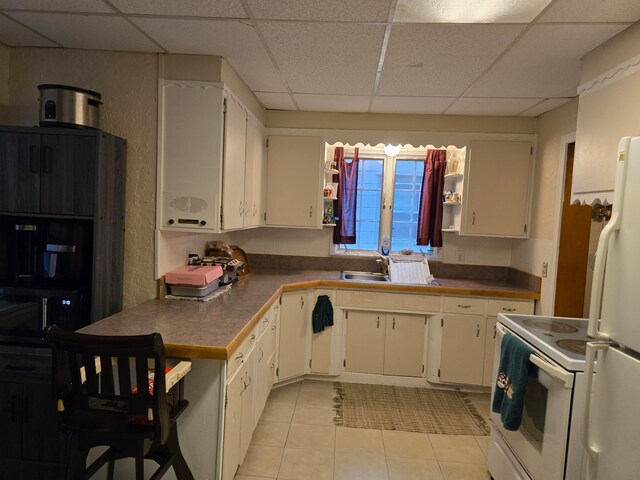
left=431, top=297, right=534, bottom=386
left=439, top=314, right=487, bottom=385
left=254, top=311, right=277, bottom=428
left=239, top=347, right=255, bottom=462
left=344, top=310, right=426, bottom=377
left=311, top=289, right=336, bottom=375
left=277, top=291, right=311, bottom=381
left=222, top=364, right=243, bottom=480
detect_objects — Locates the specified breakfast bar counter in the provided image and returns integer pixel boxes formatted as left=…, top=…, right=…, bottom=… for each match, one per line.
left=79, top=269, right=540, bottom=360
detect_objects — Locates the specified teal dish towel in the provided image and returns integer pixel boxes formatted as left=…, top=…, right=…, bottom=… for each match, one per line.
left=312, top=295, right=334, bottom=333
left=491, top=332, right=534, bottom=431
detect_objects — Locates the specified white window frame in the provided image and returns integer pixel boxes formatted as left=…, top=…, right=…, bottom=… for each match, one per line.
left=331, top=152, right=439, bottom=259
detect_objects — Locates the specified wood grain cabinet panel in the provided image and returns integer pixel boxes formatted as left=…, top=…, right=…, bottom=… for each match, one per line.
left=383, top=313, right=426, bottom=377
left=345, top=311, right=386, bottom=375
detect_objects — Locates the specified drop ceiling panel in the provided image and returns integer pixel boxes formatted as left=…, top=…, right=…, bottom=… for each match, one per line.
left=255, top=92, right=297, bottom=110
left=377, top=24, right=525, bottom=96
left=133, top=18, right=287, bottom=92
left=0, top=14, right=58, bottom=46
left=394, top=0, right=553, bottom=23
left=293, top=94, right=371, bottom=112
left=446, top=97, right=542, bottom=115
left=371, top=96, right=455, bottom=114
left=109, top=0, right=247, bottom=18
left=0, top=0, right=111, bottom=12
left=7, top=12, right=161, bottom=51
left=466, top=24, right=631, bottom=98
left=258, top=21, right=386, bottom=95
left=539, top=0, right=640, bottom=23
left=519, top=98, right=573, bottom=117
left=246, top=0, right=391, bottom=22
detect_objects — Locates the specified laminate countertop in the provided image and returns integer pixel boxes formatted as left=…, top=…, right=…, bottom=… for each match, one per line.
left=79, top=270, right=539, bottom=360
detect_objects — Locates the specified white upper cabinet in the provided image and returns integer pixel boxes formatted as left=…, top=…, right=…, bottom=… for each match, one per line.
left=573, top=66, right=640, bottom=205
left=265, top=135, right=323, bottom=228
left=222, top=94, right=247, bottom=231
left=460, top=140, right=534, bottom=238
left=158, top=80, right=224, bottom=231
left=157, top=79, right=264, bottom=232
left=244, top=117, right=266, bottom=228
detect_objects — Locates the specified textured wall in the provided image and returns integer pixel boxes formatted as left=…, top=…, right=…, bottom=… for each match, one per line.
left=7, top=48, right=158, bottom=309
left=511, top=98, right=578, bottom=315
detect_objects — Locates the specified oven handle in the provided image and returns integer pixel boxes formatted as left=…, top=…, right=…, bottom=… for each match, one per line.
left=583, top=342, right=610, bottom=462
left=528, top=354, right=573, bottom=388
left=495, top=323, right=573, bottom=388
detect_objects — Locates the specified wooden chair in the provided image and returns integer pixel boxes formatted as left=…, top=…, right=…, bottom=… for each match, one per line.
left=45, top=325, right=194, bottom=480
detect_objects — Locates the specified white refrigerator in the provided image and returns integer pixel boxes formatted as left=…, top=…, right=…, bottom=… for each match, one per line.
left=583, top=136, right=640, bottom=479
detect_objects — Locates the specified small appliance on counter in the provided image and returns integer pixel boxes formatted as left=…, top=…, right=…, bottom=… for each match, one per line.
left=165, top=265, right=222, bottom=298
left=203, top=241, right=248, bottom=285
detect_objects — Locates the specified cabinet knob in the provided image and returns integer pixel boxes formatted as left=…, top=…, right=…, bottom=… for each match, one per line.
left=200, top=220, right=206, bottom=226
left=309, top=206, right=313, bottom=218
left=168, top=219, right=175, bottom=225
left=457, top=304, right=471, bottom=309
left=502, top=307, right=516, bottom=312
left=476, top=324, right=480, bottom=337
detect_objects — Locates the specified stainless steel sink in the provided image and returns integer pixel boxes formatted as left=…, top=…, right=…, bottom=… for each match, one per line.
left=340, top=271, right=390, bottom=282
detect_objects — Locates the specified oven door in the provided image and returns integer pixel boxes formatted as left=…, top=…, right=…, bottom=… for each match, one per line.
left=490, top=323, right=574, bottom=480
left=0, top=297, right=42, bottom=341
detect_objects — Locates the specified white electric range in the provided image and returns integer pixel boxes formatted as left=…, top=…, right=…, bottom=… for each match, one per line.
left=487, top=314, right=595, bottom=480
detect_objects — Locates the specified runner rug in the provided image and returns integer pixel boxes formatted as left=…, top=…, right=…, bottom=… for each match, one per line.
left=333, top=382, right=490, bottom=435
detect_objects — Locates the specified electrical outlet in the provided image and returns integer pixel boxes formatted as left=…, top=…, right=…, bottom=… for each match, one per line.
left=542, top=262, right=548, bottom=278
left=456, top=251, right=465, bottom=263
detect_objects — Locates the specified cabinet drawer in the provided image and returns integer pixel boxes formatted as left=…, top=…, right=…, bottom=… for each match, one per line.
left=487, top=299, right=533, bottom=316
left=228, top=325, right=258, bottom=378
left=443, top=296, right=486, bottom=315
left=336, top=290, right=440, bottom=313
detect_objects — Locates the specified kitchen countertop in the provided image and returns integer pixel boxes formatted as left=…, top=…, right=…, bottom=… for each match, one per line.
left=79, top=269, right=539, bottom=360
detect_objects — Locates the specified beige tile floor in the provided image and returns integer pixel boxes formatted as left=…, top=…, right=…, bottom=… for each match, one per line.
left=235, top=380, right=492, bottom=480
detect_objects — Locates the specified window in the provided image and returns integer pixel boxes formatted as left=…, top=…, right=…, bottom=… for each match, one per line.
left=336, top=151, right=437, bottom=255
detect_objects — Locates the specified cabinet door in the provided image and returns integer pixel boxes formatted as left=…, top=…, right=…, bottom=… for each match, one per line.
left=222, top=95, right=247, bottom=230
left=22, top=462, right=66, bottom=480
left=239, top=347, right=256, bottom=463
left=439, top=314, right=486, bottom=385
left=22, top=383, right=68, bottom=463
left=266, top=135, right=323, bottom=228
left=0, top=460, right=20, bottom=480
left=222, top=366, right=243, bottom=480
left=278, top=292, right=310, bottom=381
left=483, top=317, right=499, bottom=387
left=384, top=314, right=426, bottom=377
left=461, top=140, right=533, bottom=237
left=40, top=134, right=96, bottom=216
left=0, top=381, right=22, bottom=460
left=0, top=132, right=41, bottom=214
left=244, top=117, right=265, bottom=228
left=311, top=289, right=334, bottom=375
left=344, top=311, right=385, bottom=375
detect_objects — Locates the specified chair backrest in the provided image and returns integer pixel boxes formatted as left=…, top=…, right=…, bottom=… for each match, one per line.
left=45, top=325, right=171, bottom=444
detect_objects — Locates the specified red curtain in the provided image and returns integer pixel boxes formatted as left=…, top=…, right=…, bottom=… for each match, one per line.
left=333, top=147, right=359, bottom=245
left=416, top=149, right=447, bottom=247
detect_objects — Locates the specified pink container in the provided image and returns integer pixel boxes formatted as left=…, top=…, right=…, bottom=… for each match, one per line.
left=165, top=265, right=222, bottom=286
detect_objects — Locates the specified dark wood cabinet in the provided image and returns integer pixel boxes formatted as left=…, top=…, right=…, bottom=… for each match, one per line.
left=0, top=131, right=97, bottom=217
left=0, top=345, right=69, bottom=480
left=0, top=126, right=126, bottom=478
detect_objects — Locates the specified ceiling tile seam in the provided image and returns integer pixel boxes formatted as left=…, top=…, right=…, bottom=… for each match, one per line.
left=442, top=0, right=567, bottom=114
left=516, top=98, right=549, bottom=116
left=238, top=0, right=299, bottom=111
left=368, top=0, right=398, bottom=113
left=102, top=0, right=168, bottom=53
left=0, top=11, right=62, bottom=47
left=440, top=97, right=462, bottom=115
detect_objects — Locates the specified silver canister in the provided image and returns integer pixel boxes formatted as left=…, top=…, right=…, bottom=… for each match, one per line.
left=38, top=84, right=102, bottom=129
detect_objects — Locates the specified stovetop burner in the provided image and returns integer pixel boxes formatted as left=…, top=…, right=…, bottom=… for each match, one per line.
left=522, top=318, right=579, bottom=333
left=556, top=339, right=588, bottom=355
left=499, top=314, right=591, bottom=372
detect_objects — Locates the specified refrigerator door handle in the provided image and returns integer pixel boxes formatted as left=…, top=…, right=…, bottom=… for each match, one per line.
left=588, top=137, right=631, bottom=340
left=528, top=354, right=573, bottom=388
left=583, top=342, right=610, bottom=463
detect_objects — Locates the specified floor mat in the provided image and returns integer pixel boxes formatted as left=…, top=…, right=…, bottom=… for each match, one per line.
left=333, top=382, right=490, bottom=435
